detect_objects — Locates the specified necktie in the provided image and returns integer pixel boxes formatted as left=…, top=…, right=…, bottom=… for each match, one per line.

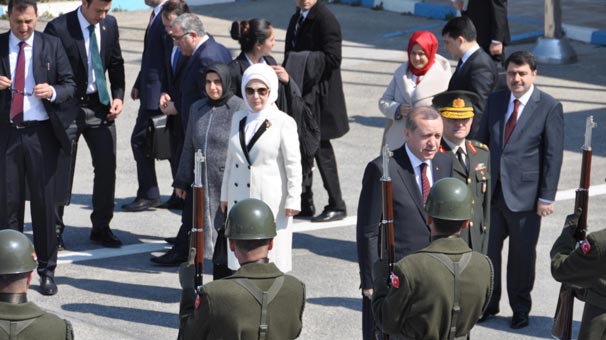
left=292, top=14, right=304, bottom=47
left=504, top=99, right=520, bottom=145
left=455, top=59, right=463, bottom=73
left=88, top=25, right=110, bottom=105
left=172, top=47, right=180, bottom=75
left=420, top=163, right=430, bottom=203
left=149, top=11, right=155, bottom=26
left=456, top=147, right=468, bottom=174
left=10, top=41, right=26, bottom=125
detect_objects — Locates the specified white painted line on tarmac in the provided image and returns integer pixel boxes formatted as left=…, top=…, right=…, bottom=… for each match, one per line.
left=58, top=185, right=606, bottom=265
left=58, top=241, right=169, bottom=265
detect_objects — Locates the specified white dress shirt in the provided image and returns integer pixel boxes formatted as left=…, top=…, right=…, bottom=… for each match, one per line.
left=77, top=7, right=102, bottom=95
left=405, top=144, right=434, bottom=195
left=505, top=84, right=534, bottom=123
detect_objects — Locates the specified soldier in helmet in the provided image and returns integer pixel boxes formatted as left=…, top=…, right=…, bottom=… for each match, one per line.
left=178, top=198, right=305, bottom=340
left=0, top=230, right=73, bottom=339
left=433, top=90, right=491, bottom=254
left=372, top=178, right=493, bottom=340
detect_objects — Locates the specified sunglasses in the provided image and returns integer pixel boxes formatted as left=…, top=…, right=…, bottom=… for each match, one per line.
left=245, top=87, right=269, bottom=96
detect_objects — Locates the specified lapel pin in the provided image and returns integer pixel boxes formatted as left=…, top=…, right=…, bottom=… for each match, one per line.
left=102, top=25, right=106, bottom=31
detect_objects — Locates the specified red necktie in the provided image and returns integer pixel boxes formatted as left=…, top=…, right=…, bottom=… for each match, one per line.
left=504, top=99, right=520, bottom=145
left=11, top=41, right=26, bottom=125
left=420, top=163, right=430, bottom=202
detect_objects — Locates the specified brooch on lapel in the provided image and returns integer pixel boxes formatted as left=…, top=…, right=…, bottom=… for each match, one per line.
left=102, top=25, right=106, bottom=31
left=265, top=120, right=271, bottom=129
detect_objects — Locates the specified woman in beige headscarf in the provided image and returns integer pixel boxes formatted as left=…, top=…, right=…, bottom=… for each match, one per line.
left=220, top=64, right=302, bottom=273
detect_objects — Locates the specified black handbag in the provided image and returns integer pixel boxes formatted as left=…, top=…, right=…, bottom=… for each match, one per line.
left=146, top=114, right=172, bottom=160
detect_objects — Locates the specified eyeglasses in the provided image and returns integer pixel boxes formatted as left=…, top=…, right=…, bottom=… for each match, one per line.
left=245, top=87, right=269, bottom=96
left=10, top=87, right=33, bottom=96
left=171, top=32, right=191, bottom=41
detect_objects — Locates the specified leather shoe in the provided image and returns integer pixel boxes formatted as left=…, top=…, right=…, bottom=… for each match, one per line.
left=295, top=204, right=315, bottom=219
left=311, top=209, right=346, bottom=223
left=150, top=249, right=187, bottom=266
left=511, top=312, right=529, bottom=329
left=90, top=229, right=123, bottom=248
left=158, top=196, right=184, bottom=210
left=40, top=276, right=58, bottom=296
left=121, top=198, right=161, bottom=212
left=478, top=307, right=499, bottom=323
left=164, top=237, right=176, bottom=244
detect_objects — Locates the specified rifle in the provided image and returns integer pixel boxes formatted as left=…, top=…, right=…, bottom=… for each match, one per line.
left=190, top=149, right=205, bottom=292
left=378, top=145, right=395, bottom=340
left=552, top=115, right=596, bottom=340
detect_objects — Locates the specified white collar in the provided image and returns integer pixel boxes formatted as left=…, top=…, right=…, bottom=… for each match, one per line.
left=443, top=138, right=466, bottom=155
left=9, top=31, right=34, bottom=48
left=461, top=43, right=480, bottom=65
left=405, top=144, right=430, bottom=169
left=509, top=84, right=535, bottom=105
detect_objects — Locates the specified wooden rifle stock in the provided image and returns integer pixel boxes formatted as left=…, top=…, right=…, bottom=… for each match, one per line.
left=552, top=116, right=596, bottom=340
left=378, top=145, right=395, bottom=340
left=191, top=150, right=205, bottom=292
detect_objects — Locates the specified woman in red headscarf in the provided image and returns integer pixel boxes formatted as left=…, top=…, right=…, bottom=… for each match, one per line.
left=379, top=30, right=451, bottom=149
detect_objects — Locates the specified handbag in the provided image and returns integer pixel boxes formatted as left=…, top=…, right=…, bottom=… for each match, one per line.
left=146, top=114, right=172, bottom=160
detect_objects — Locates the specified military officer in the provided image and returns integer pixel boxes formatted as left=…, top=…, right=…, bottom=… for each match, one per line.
left=372, top=178, right=493, bottom=340
left=434, top=90, right=491, bottom=254
left=551, top=212, right=606, bottom=340
left=178, top=198, right=306, bottom=340
left=0, top=230, right=73, bottom=339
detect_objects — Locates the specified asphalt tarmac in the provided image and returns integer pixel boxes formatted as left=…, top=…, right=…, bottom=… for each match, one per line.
left=2, top=1, right=605, bottom=339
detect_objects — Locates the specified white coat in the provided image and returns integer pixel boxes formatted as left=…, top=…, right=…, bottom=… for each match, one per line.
left=378, top=54, right=452, bottom=149
left=221, top=107, right=302, bottom=272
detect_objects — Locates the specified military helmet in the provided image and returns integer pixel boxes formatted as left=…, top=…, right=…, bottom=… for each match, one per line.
left=225, top=199, right=277, bottom=240
left=0, top=229, right=37, bottom=275
left=425, top=178, right=472, bottom=220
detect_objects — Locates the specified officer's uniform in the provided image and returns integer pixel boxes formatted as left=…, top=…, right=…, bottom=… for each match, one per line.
left=440, top=139, right=490, bottom=254
left=179, top=262, right=305, bottom=340
left=551, top=227, right=606, bottom=340
left=178, top=199, right=305, bottom=340
left=372, top=178, right=493, bottom=340
left=434, top=90, right=491, bottom=254
left=0, top=295, right=73, bottom=340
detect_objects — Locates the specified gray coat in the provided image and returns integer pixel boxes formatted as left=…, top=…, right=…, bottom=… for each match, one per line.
left=174, top=95, right=245, bottom=258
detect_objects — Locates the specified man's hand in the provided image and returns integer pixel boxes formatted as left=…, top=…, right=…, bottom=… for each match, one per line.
left=537, top=201, right=555, bottom=217
left=489, top=42, right=503, bottom=56
left=176, top=188, right=187, bottom=200
left=33, top=83, right=53, bottom=99
left=0, top=76, right=12, bottom=90
left=362, top=288, right=374, bottom=299
left=159, top=93, right=177, bottom=115
left=272, top=65, right=290, bottom=84
left=130, top=87, right=139, bottom=100
left=285, top=208, right=299, bottom=217
left=107, top=98, right=123, bottom=121
left=220, top=201, right=227, bottom=213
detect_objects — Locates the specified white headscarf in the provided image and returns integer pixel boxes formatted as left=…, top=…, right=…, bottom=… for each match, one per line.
left=241, top=64, right=280, bottom=143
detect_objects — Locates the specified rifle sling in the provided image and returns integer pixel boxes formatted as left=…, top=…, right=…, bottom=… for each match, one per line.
left=425, top=252, right=472, bottom=340
left=232, top=276, right=285, bottom=340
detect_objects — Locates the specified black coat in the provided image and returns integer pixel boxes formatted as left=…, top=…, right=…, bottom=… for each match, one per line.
left=448, top=48, right=497, bottom=138
left=463, top=0, right=510, bottom=53
left=134, top=12, right=167, bottom=111
left=285, top=1, right=349, bottom=140
left=356, top=146, right=452, bottom=289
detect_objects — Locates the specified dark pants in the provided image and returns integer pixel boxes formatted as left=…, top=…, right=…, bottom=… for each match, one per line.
left=487, top=184, right=541, bottom=313
left=0, top=121, right=59, bottom=278
left=56, top=99, right=117, bottom=232
left=362, top=295, right=379, bottom=340
left=168, top=114, right=184, bottom=201
left=303, top=140, right=346, bottom=211
left=130, top=107, right=161, bottom=200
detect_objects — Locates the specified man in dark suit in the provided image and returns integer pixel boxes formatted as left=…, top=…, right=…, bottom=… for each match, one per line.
left=122, top=0, right=168, bottom=212
left=285, top=0, right=349, bottom=222
left=477, top=51, right=564, bottom=328
left=44, top=0, right=125, bottom=249
left=433, top=90, right=490, bottom=254
left=356, top=107, right=452, bottom=340
left=0, top=0, right=76, bottom=296
left=453, top=0, right=510, bottom=62
left=155, top=0, right=189, bottom=210
left=442, top=16, right=497, bottom=138
left=151, top=13, right=231, bottom=266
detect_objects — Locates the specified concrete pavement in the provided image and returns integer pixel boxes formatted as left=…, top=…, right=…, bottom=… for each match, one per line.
left=1, top=0, right=605, bottom=339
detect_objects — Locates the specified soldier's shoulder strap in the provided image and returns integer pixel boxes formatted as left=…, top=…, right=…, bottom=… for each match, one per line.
left=468, top=140, right=489, bottom=152
left=232, top=276, right=285, bottom=340
left=425, top=252, right=473, bottom=340
left=0, top=318, right=38, bottom=340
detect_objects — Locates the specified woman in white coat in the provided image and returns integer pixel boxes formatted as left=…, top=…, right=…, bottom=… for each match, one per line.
left=379, top=30, right=452, bottom=149
left=220, top=64, right=302, bottom=272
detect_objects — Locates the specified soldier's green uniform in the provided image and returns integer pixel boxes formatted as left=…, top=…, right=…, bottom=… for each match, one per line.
left=178, top=199, right=305, bottom=340
left=551, top=223, right=606, bottom=340
left=434, top=90, right=491, bottom=254
left=0, top=230, right=73, bottom=340
left=372, top=178, right=493, bottom=340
